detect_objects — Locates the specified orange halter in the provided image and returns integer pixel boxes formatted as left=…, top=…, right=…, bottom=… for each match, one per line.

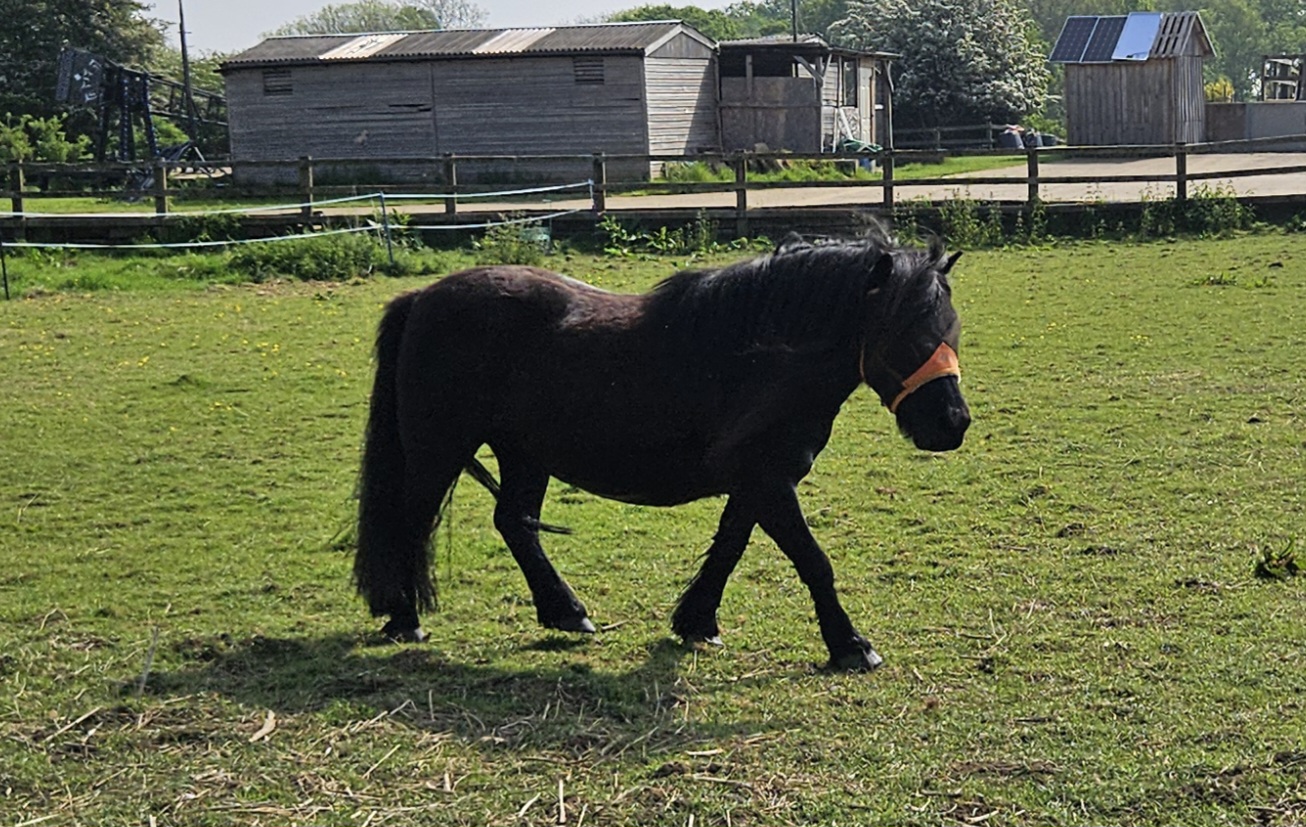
left=861, top=342, right=960, bottom=413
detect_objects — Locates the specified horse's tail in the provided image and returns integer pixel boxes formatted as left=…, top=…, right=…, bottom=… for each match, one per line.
left=354, top=290, right=437, bottom=619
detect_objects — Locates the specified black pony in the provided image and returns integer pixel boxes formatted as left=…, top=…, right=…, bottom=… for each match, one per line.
left=354, top=233, right=969, bottom=670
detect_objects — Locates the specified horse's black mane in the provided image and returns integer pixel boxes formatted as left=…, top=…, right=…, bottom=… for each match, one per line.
left=644, top=230, right=950, bottom=357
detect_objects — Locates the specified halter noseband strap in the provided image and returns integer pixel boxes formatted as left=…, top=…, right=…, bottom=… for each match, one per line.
left=861, top=342, right=960, bottom=413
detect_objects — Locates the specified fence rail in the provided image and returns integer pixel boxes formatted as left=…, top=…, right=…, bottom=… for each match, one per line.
left=5, top=135, right=1306, bottom=241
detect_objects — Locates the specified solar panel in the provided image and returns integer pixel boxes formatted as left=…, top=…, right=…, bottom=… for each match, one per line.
left=1082, top=16, right=1126, bottom=62
left=1113, top=11, right=1162, bottom=60
left=1049, top=16, right=1097, bottom=63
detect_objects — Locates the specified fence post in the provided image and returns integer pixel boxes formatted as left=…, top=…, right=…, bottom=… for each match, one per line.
left=443, top=153, right=458, bottom=215
left=591, top=153, right=607, bottom=214
left=1175, top=143, right=1187, bottom=204
left=153, top=159, right=168, bottom=216
left=8, top=162, right=25, bottom=242
left=733, top=153, right=748, bottom=239
left=298, top=156, right=314, bottom=220
left=379, top=191, right=395, bottom=267
left=881, top=150, right=894, bottom=210
left=9, top=162, right=24, bottom=215
left=933, top=128, right=942, bottom=151
left=1026, top=148, right=1040, bottom=206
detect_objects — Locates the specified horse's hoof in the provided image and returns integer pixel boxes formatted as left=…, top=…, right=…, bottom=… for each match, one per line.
left=828, top=647, right=884, bottom=672
left=670, top=611, right=721, bottom=645
left=701, top=635, right=725, bottom=648
left=546, top=616, right=596, bottom=634
left=680, top=634, right=724, bottom=648
left=380, top=621, right=427, bottom=643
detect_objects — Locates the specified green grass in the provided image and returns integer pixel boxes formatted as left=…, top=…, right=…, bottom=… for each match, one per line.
left=1, top=236, right=1304, bottom=825
left=657, top=155, right=1020, bottom=188
left=891, top=154, right=1023, bottom=179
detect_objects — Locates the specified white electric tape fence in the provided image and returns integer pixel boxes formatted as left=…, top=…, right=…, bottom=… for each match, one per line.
left=0, top=181, right=594, bottom=250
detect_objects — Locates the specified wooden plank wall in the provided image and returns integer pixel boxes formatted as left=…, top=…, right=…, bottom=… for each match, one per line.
left=1067, top=62, right=1176, bottom=145
left=1066, top=56, right=1208, bottom=145
left=643, top=57, right=717, bottom=156
left=226, top=62, right=437, bottom=163
left=719, top=77, right=821, bottom=152
left=1172, top=55, right=1206, bottom=143
left=226, top=55, right=657, bottom=182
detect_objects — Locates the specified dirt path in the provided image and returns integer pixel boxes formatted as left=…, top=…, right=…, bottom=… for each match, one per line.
left=445, top=152, right=1306, bottom=215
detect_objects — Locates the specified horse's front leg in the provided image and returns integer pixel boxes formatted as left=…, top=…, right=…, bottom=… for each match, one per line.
left=754, top=481, right=882, bottom=671
left=672, top=497, right=755, bottom=645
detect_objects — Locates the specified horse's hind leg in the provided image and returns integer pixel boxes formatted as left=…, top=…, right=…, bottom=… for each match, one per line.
left=358, top=440, right=474, bottom=644
left=672, top=497, right=755, bottom=645
left=492, top=445, right=593, bottom=633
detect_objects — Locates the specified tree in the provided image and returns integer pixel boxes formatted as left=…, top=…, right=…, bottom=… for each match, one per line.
left=266, top=0, right=486, bottom=37
left=414, top=0, right=486, bottom=28
left=831, top=0, right=1051, bottom=128
left=751, top=0, right=851, bottom=38
left=606, top=5, right=750, bottom=40
left=0, top=0, right=164, bottom=124
left=605, top=2, right=850, bottom=40
left=1023, top=0, right=1154, bottom=50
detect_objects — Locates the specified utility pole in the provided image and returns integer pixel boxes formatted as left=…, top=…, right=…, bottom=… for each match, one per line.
left=791, top=0, right=799, bottom=40
left=178, top=0, right=199, bottom=143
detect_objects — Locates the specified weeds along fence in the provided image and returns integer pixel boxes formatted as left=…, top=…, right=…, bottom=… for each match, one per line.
left=4, top=134, right=1306, bottom=243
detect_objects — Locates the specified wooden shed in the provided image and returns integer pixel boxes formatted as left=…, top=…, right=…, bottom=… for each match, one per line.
left=718, top=35, right=895, bottom=153
left=218, top=21, right=718, bottom=182
left=1051, top=11, right=1214, bottom=145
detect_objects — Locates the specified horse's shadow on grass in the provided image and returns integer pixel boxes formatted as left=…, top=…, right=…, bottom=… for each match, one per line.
left=149, top=632, right=787, bottom=754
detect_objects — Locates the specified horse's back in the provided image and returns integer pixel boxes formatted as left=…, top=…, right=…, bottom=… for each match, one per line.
left=392, top=266, right=723, bottom=502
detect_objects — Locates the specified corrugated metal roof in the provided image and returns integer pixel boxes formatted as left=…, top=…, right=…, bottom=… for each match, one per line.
left=320, top=33, right=408, bottom=60
left=719, top=34, right=830, bottom=48
left=221, top=21, right=693, bottom=68
left=471, top=28, right=555, bottom=55
left=718, top=34, right=898, bottom=60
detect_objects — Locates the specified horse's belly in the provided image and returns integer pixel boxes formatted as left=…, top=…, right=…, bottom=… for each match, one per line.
left=527, top=435, right=722, bottom=507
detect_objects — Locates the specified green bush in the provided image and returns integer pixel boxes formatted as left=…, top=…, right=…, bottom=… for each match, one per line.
left=598, top=212, right=724, bottom=257
left=473, top=216, right=550, bottom=266
left=939, top=198, right=1005, bottom=249
left=0, top=113, right=89, bottom=163
left=157, top=212, right=245, bottom=246
left=228, top=231, right=387, bottom=281
left=1182, top=184, right=1253, bottom=236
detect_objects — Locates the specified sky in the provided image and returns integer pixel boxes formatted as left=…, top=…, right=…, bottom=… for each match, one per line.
left=145, top=0, right=736, bottom=55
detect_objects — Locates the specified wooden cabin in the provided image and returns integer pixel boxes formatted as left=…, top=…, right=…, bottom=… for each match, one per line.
left=219, top=22, right=718, bottom=183
left=1050, top=11, right=1214, bottom=145
left=718, top=35, right=895, bottom=153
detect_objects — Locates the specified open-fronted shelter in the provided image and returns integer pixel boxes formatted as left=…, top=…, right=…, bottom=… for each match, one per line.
left=717, top=34, right=896, bottom=153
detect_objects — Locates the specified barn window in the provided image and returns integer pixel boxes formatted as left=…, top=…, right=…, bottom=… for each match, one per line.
left=573, top=57, right=605, bottom=85
left=262, top=68, right=293, bottom=96
left=841, top=58, right=858, bottom=107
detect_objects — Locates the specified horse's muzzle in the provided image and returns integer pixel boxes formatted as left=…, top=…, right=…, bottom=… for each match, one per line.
left=895, top=377, right=970, bottom=452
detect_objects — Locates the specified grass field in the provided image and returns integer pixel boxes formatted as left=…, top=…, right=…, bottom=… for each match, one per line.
left=1, top=234, right=1304, bottom=826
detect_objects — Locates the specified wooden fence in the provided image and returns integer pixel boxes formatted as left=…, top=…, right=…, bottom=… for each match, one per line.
left=5, top=135, right=1306, bottom=241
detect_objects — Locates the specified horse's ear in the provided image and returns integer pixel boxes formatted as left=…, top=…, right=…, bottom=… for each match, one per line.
left=774, top=232, right=806, bottom=254
left=868, top=252, right=894, bottom=292
left=942, top=251, right=963, bottom=273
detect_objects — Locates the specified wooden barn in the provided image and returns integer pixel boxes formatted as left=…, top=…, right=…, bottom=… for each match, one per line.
left=1050, top=11, right=1214, bottom=145
left=218, top=21, right=718, bottom=182
left=718, top=35, right=895, bottom=153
